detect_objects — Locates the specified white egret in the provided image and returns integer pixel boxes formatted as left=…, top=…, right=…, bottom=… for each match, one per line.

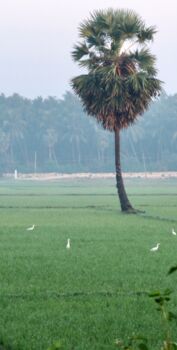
left=26, top=224, right=35, bottom=231
left=172, top=228, right=176, bottom=235
left=66, top=238, right=71, bottom=249
left=150, top=243, right=160, bottom=252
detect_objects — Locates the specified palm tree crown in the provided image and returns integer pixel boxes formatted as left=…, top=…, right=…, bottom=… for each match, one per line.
left=71, top=9, right=162, bottom=131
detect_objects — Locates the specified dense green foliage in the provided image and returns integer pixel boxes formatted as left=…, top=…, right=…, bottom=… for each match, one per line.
left=72, top=9, right=161, bottom=131
left=0, top=92, right=177, bottom=173
left=0, top=179, right=177, bottom=349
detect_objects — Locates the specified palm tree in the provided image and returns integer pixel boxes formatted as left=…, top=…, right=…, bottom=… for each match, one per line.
left=123, top=123, right=145, bottom=165
left=94, top=127, right=111, bottom=164
left=60, top=92, right=88, bottom=165
left=3, top=110, right=26, bottom=166
left=71, top=8, right=162, bottom=213
left=43, top=128, right=58, bottom=162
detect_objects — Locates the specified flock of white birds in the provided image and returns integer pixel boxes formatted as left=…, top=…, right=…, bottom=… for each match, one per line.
left=26, top=225, right=176, bottom=252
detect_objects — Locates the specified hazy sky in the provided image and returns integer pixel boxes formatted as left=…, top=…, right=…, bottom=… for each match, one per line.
left=0, top=0, right=176, bottom=98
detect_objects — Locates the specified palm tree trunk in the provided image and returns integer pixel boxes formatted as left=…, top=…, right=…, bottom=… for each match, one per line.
left=115, top=127, right=135, bottom=213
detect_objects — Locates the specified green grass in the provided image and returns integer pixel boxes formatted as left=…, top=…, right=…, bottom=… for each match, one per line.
left=0, top=178, right=177, bottom=349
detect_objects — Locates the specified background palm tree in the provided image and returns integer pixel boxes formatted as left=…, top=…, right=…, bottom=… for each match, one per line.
left=60, top=92, right=89, bottom=167
left=123, top=123, right=145, bottom=166
left=3, top=110, right=26, bottom=166
left=43, top=128, right=58, bottom=162
left=71, top=8, right=162, bottom=212
left=94, top=126, right=111, bottom=164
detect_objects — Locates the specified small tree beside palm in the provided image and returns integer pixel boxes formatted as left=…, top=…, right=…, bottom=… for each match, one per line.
left=71, top=8, right=162, bottom=212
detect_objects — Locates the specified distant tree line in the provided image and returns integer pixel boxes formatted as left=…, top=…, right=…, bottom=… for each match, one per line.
left=0, top=91, right=176, bottom=173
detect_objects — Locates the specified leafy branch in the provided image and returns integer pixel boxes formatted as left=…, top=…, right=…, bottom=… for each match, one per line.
left=115, top=265, right=177, bottom=350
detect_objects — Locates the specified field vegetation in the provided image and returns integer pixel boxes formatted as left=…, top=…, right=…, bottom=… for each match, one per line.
left=0, top=178, right=177, bottom=349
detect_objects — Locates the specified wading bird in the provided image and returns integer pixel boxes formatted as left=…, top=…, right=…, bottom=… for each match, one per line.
left=172, top=228, right=176, bottom=235
left=26, top=224, right=35, bottom=231
left=150, top=243, right=160, bottom=252
left=66, top=238, right=70, bottom=249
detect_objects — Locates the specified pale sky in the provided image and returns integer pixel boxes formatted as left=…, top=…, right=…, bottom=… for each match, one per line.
left=0, top=0, right=176, bottom=98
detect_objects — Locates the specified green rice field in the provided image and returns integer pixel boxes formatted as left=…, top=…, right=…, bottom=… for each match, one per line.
left=0, top=177, right=177, bottom=349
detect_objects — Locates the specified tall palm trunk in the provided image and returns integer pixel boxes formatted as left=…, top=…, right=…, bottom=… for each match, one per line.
left=115, top=127, right=135, bottom=212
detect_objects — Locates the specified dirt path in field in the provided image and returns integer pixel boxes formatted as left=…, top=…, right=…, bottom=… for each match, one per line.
left=4, top=171, right=177, bottom=181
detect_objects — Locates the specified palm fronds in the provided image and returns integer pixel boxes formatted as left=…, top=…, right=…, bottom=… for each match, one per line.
left=71, top=8, right=162, bottom=131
